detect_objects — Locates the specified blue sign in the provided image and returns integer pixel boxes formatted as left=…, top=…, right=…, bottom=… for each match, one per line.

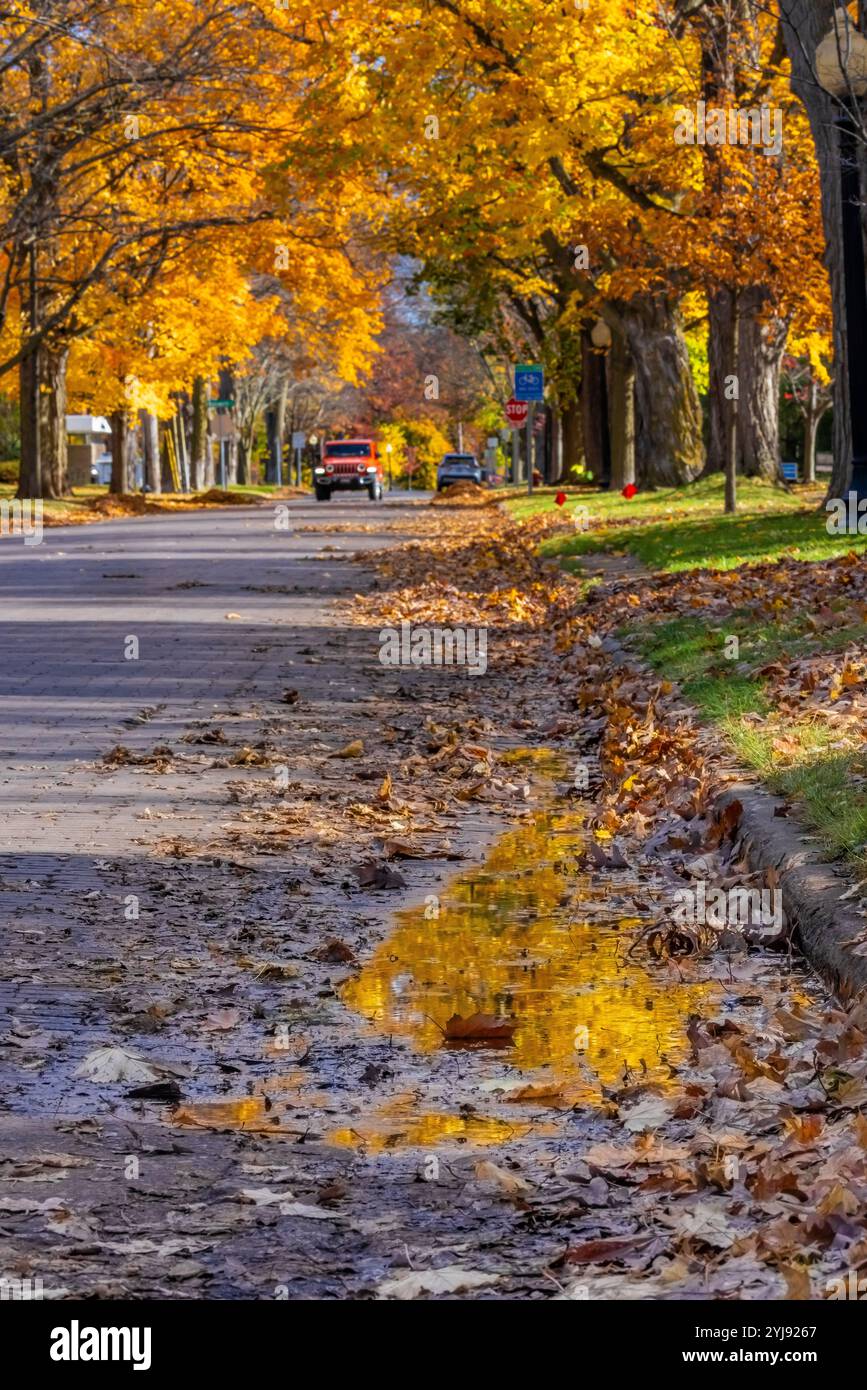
left=514, top=364, right=544, bottom=401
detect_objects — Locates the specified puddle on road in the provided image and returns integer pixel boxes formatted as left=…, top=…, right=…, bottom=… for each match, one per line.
left=172, top=1070, right=330, bottom=1135
left=329, top=757, right=718, bottom=1149
left=340, top=808, right=712, bottom=1086
left=171, top=752, right=722, bottom=1151
left=328, top=1097, right=539, bottom=1151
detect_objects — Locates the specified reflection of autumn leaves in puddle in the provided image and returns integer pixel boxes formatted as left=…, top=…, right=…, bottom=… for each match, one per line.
left=337, top=794, right=716, bottom=1145
left=173, top=1097, right=285, bottom=1134
left=328, top=1095, right=549, bottom=1151
left=172, top=1071, right=325, bottom=1135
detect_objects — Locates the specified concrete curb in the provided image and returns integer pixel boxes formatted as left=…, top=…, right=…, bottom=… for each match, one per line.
left=715, top=783, right=867, bottom=1001
left=597, top=631, right=867, bottom=1002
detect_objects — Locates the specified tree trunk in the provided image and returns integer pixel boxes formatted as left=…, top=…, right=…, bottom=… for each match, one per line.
left=738, top=288, right=788, bottom=477
left=175, top=402, right=189, bottom=491
left=608, top=330, right=636, bottom=490
left=708, top=287, right=788, bottom=478
left=274, top=383, right=287, bottom=485
left=161, top=424, right=176, bottom=492
left=41, top=344, right=69, bottom=498
left=17, top=341, right=69, bottom=499
left=620, top=294, right=704, bottom=486
left=781, top=0, right=855, bottom=496
left=549, top=408, right=564, bottom=484
left=804, top=407, right=820, bottom=484
left=265, top=406, right=279, bottom=485
left=110, top=410, right=130, bottom=495
left=707, top=288, right=733, bottom=474
left=561, top=395, right=584, bottom=479
left=190, top=377, right=209, bottom=491
left=17, top=348, right=41, bottom=498
left=802, top=378, right=829, bottom=484
left=237, top=439, right=249, bottom=485
left=203, top=430, right=216, bottom=487
left=140, top=410, right=160, bottom=492
left=581, top=333, right=607, bottom=484
left=17, top=239, right=42, bottom=499
left=227, top=436, right=238, bottom=485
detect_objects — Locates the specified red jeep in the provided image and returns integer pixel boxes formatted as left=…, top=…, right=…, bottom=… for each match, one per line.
left=314, top=438, right=384, bottom=501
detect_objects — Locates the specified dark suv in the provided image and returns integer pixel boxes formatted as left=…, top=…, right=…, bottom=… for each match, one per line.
left=436, top=453, right=482, bottom=490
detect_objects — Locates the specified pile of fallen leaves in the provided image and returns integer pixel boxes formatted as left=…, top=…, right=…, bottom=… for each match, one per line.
left=352, top=508, right=570, bottom=636
left=38, top=487, right=307, bottom=529
left=430, top=481, right=499, bottom=506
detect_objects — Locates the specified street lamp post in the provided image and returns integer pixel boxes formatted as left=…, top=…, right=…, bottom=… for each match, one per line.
left=385, top=441, right=392, bottom=491
left=591, top=318, right=613, bottom=491
left=817, top=14, right=867, bottom=497
left=837, top=106, right=867, bottom=497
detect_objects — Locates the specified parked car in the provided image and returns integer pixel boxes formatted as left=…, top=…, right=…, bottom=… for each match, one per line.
left=314, top=438, right=383, bottom=501
left=436, top=452, right=482, bottom=490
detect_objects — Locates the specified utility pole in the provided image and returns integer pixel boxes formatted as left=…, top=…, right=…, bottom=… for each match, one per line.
left=725, top=292, right=740, bottom=515
left=26, top=239, right=42, bottom=499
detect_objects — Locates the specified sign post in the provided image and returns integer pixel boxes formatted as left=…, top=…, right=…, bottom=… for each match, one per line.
left=513, top=366, right=545, bottom=495
left=504, top=397, right=529, bottom=486
left=291, top=430, right=306, bottom=488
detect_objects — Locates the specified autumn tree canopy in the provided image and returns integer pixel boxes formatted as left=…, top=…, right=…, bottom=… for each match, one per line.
left=0, top=1, right=840, bottom=495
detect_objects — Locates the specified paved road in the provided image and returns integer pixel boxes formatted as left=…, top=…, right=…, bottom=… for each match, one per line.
left=0, top=491, right=552, bottom=1300
left=0, top=495, right=432, bottom=1104
left=0, top=496, right=425, bottom=824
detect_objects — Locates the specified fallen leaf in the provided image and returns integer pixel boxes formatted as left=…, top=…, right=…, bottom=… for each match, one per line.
left=333, top=739, right=364, bottom=759
left=443, top=1012, right=517, bottom=1044
left=204, top=1008, right=241, bottom=1031
left=312, top=938, right=357, bottom=964
left=474, top=1160, right=533, bottom=1196
left=74, top=1047, right=160, bottom=1084
left=376, top=1267, right=500, bottom=1300
left=238, top=1188, right=294, bottom=1206
left=278, top=1202, right=342, bottom=1220
left=562, top=1235, right=655, bottom=1265
left=354, top=861, right=407, bottom=890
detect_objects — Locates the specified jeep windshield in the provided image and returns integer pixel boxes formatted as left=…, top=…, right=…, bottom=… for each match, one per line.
left=325, top=443, right=371, bottom=457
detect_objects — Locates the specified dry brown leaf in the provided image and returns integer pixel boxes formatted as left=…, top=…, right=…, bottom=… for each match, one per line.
left=443, top=1012, right=517, bottom=1044
left=474, top=1160, right=532, bottom=1196
left=333, top=739, right=364, bottom=759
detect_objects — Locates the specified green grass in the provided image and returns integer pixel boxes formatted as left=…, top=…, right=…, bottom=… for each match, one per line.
left=520, top=477, right=867, bottom=868
left=507, top=475, right=811, bottom=524
left=629, top=613, right=867, bottom=869
left=511, top=476, right=867, bottom=573
left=730, top=725, right=867, bottom=865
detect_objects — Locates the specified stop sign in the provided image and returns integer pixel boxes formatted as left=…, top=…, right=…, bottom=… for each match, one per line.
left=504, top=397, right=529, bottom=428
